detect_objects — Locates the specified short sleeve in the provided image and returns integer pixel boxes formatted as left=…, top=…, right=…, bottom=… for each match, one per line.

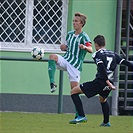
left=115, top=52, right=125, bottom=64
left=92, top=51, right=103, bottom=65
left=83, top=32, right=91, bottom=45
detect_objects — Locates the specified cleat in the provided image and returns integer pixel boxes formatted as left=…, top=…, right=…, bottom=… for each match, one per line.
left=50, top=83, right=57, bottom=93
left=104, top=122, right=111, bottom=127
left=100, top=122, right=111, bottom=127
left=69, top=116, right=87, bottom=124
left=100, top=123, right=105, bottom=126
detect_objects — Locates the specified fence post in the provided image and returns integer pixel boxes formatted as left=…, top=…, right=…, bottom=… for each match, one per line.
left=58, top=70, right=63, bottom=113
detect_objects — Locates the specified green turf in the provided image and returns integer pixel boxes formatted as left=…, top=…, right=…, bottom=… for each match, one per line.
left=0, top=112, right=133, bottom=133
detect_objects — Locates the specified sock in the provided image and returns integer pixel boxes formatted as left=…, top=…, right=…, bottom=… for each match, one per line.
left=75, top=109, right=79, bottom=118
left=48, top=60, right=56, bottom=83
left=71, top=94, right=85, bottom=117
left=101, top=101, right=110, bottom=123
left=75, top=94, right=81, bottom=118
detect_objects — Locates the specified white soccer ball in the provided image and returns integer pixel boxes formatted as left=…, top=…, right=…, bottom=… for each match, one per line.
left=31, top=47, right=44, bottom=60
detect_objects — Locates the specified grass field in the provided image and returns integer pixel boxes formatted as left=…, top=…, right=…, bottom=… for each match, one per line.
left=0, top=112, right=133, bottom=133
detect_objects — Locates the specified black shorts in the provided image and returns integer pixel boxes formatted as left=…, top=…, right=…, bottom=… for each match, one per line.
left=80, top=78, right=111, bottom=99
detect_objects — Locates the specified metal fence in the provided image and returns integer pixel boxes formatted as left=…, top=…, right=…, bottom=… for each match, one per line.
left=0, top=0, right=68, bottom=52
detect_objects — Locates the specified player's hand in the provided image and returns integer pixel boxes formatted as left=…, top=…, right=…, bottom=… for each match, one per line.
left=103, top=85, right=116, bottom=91
left=110, top=85, right=116, bottom=90
left=79, top=44, right=85, bottom=49
left=60, top=44, right=67, bottom=51
left=106, top=80, right=116, bottom=90
left=108, top=83, right=116, bottom=90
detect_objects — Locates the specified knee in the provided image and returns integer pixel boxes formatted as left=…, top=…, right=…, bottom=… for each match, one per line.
left=49, top=54, right=58, bottom=62
left=70, top=88, right=77, bottom=95
left=70, top=86, right=82, bottom=95
left=49, top=54, right=55, bottom=59
left=70, top=89, right=74, bottom=95
left=99, top=96, right=107, bottom=103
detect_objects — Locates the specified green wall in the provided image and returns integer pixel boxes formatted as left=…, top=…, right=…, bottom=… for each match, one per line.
left=0, top=51, right=96, bottom=95
left=0, top=0, right=117, bottom=95
left=69, top=0, right=116, bottom=50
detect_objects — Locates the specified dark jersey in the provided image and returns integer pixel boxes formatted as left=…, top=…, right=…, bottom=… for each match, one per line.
left=92, top=48, right=125, bottom=80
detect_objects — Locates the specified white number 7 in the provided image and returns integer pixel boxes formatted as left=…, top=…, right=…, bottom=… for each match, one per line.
left=107, top=57, right=113, bottom=70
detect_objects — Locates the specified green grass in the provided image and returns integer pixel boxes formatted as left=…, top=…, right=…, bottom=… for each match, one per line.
left=0, top=112, right=133, bottom=133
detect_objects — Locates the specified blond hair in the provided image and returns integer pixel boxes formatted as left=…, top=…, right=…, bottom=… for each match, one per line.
left=75, top=12, right=87, bottom=27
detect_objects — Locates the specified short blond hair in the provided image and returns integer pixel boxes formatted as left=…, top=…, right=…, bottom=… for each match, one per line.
left=75, top=12, right=87, bottom=27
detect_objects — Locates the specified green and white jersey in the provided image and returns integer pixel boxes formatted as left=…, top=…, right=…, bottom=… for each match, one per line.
left=63, top=31, right=91, bottom=71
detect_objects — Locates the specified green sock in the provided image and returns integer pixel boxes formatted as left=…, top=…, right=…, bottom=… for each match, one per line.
left=48, top=60, right=56, bottom=83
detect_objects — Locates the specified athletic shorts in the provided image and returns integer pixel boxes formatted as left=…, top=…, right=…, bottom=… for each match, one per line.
left=80, top=78, right=111, bottom=99
left=56, top=54, right=80, bottom=82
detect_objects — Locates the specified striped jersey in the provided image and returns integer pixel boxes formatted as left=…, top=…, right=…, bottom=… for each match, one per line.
left=63, top=30, right=91, bottom=71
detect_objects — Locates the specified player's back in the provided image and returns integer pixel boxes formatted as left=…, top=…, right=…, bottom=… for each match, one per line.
left=93, top=49, right=123, bottom=80
left=100, top=49, right=118, bottom=72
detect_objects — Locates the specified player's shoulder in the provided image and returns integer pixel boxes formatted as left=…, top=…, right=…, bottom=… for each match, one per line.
left=81, top=31, right=91, bottom=42
left=67, top=30, right=74, bottom=35
left=92, top=51, right=99, bottom=58
left=105, top=49, right=114, bottom=54
left=66, top=31, right=74, bottom=39
left=98, top=49, right=115, bottom=55
left=82, top=31, right=88, bottom=35
left=104, top=49, right=117, bottom=58
left=92, top=49, right=107, bottom=58
left=81, top=31, right=89, bottom=37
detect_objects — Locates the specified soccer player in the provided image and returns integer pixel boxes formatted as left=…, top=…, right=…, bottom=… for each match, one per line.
left=69, top=35, right=133, bottom=126
left=48, top=12, right=92, bottom=94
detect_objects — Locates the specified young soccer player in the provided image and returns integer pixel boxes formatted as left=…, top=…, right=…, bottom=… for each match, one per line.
left=48, top=12, right=92, bottom=94
left=69, top=35, right=133, bottom=126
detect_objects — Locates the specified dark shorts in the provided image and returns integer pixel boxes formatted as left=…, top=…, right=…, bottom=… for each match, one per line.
left=80, top=78, right=111, bottom=99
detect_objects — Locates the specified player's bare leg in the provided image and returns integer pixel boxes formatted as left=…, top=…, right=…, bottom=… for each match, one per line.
left=70, top=84, right=83, bottom=95
left=70, top=81, right=79, bottom=90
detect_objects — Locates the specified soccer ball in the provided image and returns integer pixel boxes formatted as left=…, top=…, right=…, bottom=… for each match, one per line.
left=31, top=47, right=44, bottom=60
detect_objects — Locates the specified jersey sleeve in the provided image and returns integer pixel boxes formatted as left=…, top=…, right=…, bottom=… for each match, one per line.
left=92, top=51, right=103, bottom=65
left=65, top=33, right=69, bottom=46
left=83, top=32, right=92, bottom=46
left=121, top=60, right=133, bottom=66
left=115, top=52, right=125, bottom=64
left=92, top=51, right=108, bottom=81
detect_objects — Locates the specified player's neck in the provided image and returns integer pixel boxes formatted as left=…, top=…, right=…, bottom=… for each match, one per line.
left=100, top=46, right=105, bottom=49
left=99, top=47, right=106, bottom=51
left=74, top=29, right=82, bottom=35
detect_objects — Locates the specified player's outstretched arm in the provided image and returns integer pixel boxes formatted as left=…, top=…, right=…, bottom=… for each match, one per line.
left=121, top=60, right=133, bottom=69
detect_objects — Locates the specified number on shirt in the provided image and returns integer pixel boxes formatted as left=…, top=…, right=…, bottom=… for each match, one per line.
left=107, top=57, right=113, bottom=70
